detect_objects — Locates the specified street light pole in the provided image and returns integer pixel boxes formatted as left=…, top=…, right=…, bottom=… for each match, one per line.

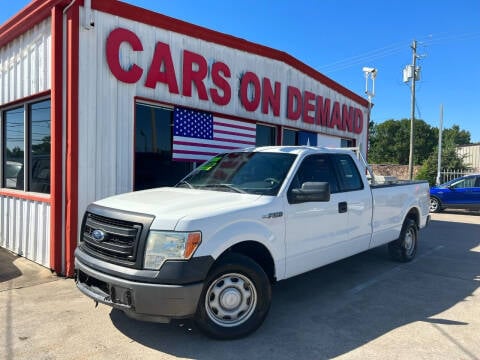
left=436, top=104, right=443, bottom=185
left=408, top=40, right=417, bottom=180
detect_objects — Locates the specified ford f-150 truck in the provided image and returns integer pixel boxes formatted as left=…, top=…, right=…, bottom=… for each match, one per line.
left=75, top=146, right=430, bottom=339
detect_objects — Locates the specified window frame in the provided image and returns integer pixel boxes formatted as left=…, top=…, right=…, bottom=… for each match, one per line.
left=330, top=154, right=364, bottom=192
left=133, top=100, right=194, bottom=190
left=1, top=95, right=51, bottom=194
left=256, top=123, right=278, bottom=146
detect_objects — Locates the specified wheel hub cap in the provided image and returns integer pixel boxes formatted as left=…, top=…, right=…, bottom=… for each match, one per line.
left=220, top=288, right=242, bottom=309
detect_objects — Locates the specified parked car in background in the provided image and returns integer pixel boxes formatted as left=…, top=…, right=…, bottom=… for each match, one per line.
left=429, top=174, right=480, bottom=212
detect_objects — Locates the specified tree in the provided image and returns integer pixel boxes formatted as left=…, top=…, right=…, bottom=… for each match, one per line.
left=434, top=124, right=471, bottom=147
left=415, top=125, right=472, bottom=185
left=416, top=147, right=469, bottom=186
left=368, top=119, right=436, bottom=165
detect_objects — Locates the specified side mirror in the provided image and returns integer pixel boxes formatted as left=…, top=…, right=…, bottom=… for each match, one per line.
left=288, top=182, right=330, bottom=204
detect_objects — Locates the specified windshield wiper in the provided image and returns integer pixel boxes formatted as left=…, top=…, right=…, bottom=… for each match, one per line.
left=202, top=184, right=246, bottom=193
left=176, top=180, right=194, bottom=189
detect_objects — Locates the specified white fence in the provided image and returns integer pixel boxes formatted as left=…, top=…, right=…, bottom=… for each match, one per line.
left=440, top=169, right=477, bottom=183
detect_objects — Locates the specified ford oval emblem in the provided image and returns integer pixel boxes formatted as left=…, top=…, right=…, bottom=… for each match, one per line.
left=92, top=229, right=106, bottom=241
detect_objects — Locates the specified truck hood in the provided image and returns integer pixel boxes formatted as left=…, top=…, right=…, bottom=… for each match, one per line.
left=93, top=187, right=264, bottom=230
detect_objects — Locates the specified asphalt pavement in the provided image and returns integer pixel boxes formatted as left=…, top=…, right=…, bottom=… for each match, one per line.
left=1, top=211, right=479, bottom=360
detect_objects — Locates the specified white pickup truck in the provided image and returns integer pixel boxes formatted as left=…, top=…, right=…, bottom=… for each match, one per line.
left=75, top=146, right=430, bottom=339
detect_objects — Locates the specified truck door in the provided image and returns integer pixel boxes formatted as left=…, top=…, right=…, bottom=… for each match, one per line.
left=330, top=154, right=373, bottom=251
left=284, top=154, right=348, bottom=278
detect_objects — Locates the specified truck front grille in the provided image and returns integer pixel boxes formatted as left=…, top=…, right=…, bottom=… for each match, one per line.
left=80, top=205, right=154, bottom=267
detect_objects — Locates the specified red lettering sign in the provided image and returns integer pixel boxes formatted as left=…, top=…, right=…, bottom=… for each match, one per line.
left=287, top=86, right=302, bottom=120
left=330, top=102, right=342, bottom=130
left=262, top=78, right=281, bottom=116
left=145, top=42, right=179, bottom=93
left=240, top=72, right=261, bottom=112
left=302, top=91, right=315, bottom=124
left=105, top=28, right=365, bottom=137
left=315, top=96, right=330, bottom=126
left=106, top=28, right=143, bottom=83
left=210, top=62, right=232, bottom=106
left=182, top=50, right=208, bottom=100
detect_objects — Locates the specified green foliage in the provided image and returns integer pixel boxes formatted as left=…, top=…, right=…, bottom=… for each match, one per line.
left=415, top=124, right=471, bottom=185
left=415, top=147, right=469, bottom=186
left=368, top=119, right=437, bottom=165
left=369, top=119, right=472, bottom=185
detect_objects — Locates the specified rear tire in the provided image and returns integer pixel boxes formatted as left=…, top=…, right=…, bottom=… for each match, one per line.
left=388, top=218, right=418, bottom=262
left=195, top=253, right=271, bottom=339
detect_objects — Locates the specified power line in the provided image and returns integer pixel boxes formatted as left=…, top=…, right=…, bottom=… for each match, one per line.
left=316, top=31, right=480, bottom=74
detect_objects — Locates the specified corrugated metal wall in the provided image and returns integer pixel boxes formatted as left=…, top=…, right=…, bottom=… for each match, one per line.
left=0, top=197, right=50, bottom=267
left=0, top=18, right=51, bottom=105
left=457, top=145, right=480, bottom=171
left=0, top=18, right=52, bottom=267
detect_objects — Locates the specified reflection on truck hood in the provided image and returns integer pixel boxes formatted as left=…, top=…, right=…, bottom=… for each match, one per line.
left=94, top=187, right=263, bottom=230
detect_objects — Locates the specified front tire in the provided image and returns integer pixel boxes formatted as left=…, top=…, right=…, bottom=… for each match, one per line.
left=195, top=253, right=271, bottom=339
left=388, top=218, right=418, bottom=262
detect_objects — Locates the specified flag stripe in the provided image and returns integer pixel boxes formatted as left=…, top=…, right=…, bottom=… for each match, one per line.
left=173, top=139, right=251, bottom=149
left=172, top=107, right=257, bottom=162
left=214, top=120, right=256, bottom=132
left=214, top=129, right=256, bottom=139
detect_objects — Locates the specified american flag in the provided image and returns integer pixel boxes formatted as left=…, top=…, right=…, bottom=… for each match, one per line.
left=172, top=107, right=256, bottom=162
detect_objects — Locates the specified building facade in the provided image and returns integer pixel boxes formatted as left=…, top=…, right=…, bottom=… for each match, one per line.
left=0, top=0, right=370, bottom=276
left=457, top=144, right=480, bottom=171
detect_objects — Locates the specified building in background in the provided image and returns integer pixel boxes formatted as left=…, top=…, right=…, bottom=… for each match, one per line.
left=0, top=0, right=369, bottom=275
left=457, top=144, right=480, bottom=171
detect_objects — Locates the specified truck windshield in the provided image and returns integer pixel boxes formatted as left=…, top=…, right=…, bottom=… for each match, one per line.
left=176, top=152, right=297, bottom=195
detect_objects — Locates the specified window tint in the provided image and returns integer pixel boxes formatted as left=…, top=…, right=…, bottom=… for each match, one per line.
left=291, top=154, right=339, bottom=193
left=256, top=124, right=276, bottom=146
left=452, top=177, right=476, bottom=188
left=332, top=154, right=363, bottom=191
left=282, top=128, right=297, bottom=145
left=30, top=100, right=51, bottom=193
left=2, top=99, right=51, bottom=194
left=4, top=107, right=24, bottom=190
left=134, top=103, right=192, bottom=190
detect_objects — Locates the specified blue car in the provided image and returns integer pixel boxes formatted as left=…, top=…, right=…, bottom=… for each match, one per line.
left=429, top=174, right=480, bottom=212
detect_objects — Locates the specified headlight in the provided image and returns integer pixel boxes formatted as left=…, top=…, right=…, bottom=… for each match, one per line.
left=144, top=231, right=201, bottom=270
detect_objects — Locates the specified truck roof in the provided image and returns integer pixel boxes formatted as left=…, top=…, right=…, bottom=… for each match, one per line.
left=239, top=145, right=357, bottom=156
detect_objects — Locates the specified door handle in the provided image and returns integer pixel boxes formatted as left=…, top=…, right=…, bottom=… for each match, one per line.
left=338, top=202, right=348, bottom=213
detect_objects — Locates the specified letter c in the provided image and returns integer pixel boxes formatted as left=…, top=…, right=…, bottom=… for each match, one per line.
left=106, top=28, right=143, bottom=83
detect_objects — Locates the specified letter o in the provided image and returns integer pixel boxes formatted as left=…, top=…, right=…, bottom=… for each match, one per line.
left=240, top=72, right=261, bottom=112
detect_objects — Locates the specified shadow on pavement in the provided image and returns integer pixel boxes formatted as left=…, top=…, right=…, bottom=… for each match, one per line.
left=109, top=218, right=480, bottom=359
left=0, top=247, right=57, bottom=292
left=0, top=248, right=22, bottom=286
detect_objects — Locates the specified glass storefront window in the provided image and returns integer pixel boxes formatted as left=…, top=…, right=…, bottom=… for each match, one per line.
left=1, top=99, right=51, bottom=193
left=134, top=103, right=192, bottom=190
left=256, top=124, right=277, bottom=146
left=30, top=100, right=51, bottom=193
left=4, top=107, right=24, bottom=190
left=282, top=128, right=297, bottom=145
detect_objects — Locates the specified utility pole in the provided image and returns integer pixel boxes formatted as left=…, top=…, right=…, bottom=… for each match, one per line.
left=436, top=104, right=443, bottom=185
left=408, top=40, right=417, bottom=180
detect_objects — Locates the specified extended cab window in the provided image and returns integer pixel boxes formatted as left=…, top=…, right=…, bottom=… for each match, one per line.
left=290, top=155, right=339, bottom=194
left=332, top=154, right=364, bottom=192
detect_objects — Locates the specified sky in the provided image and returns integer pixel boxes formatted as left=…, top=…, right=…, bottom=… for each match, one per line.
left=1, top=0, right=479, bottom=143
